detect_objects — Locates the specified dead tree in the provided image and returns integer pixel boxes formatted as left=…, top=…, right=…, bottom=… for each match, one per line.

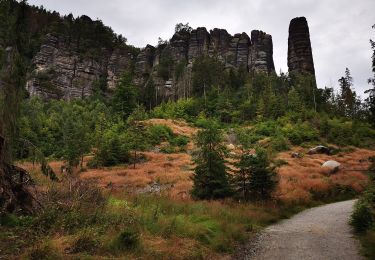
left=0, top=135, right=37, bottom=214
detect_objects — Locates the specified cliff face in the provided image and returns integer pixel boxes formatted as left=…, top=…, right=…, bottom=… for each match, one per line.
left=133, top=27, right=275, bottom=102
left=287, top=17, right=315, bottom=75
left=26, top=23, right=275, bottom=101
left=26, top=34, right=135, bottom=100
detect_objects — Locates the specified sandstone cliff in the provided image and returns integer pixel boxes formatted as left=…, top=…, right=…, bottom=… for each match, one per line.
left=133, top=27, right=276, bottom=103
left=26, top=22, right=276, bottom=102
left=26, top=34, right=135, bottom=100
left=287, top=17, right=315, bottom=75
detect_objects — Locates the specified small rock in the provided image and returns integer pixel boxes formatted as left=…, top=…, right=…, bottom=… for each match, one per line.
left=307, top=145, right=331, bottom=155
left=322, top=160, right=341, bottom=174
left=227, top=143, right=235, bottom=150
left=291, top=152, right=303, bottom=158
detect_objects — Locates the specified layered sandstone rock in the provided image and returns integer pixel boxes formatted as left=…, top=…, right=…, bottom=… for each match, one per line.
left=248, top=30, right=275, bottom=73
left=27, top=25, right=276, bottom=101
left=27, top=34, right=134, bottom=99
left=287, top=17, right=315, bottom=75
left=188, top=27, right=210, bottom=61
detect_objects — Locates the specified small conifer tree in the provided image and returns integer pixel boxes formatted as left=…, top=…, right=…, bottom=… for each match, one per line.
left=191, top=120, right=232, bottom=199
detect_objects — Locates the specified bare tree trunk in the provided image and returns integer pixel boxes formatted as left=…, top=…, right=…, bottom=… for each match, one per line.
left=0, top=135, right=36, bottom=214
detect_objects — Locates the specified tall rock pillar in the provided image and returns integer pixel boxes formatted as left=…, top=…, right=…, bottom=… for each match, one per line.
left=287, top=17, right=315, bottom=76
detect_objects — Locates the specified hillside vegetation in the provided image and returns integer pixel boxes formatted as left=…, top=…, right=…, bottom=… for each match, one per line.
left=1, top=1, right=375, bottom=259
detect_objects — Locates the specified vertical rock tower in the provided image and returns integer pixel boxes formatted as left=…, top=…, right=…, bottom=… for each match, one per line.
left=287, top=17, right=315, bottom=75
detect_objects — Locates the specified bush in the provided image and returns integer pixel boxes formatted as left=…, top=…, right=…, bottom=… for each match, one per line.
left=283, top=122, right=318, bottom=145
left=111, top=229, right=140, bottom=251
left=351, top=202, right=374, bottom=232
left=270, top=135, right=290, bottom=152
left=151, top=99, right=199, bottom=121
left=170, top=135, right=189, bottom=147
left=70, top=231, right=100, bottom=253
left=147, top=124, right=173, bottom=145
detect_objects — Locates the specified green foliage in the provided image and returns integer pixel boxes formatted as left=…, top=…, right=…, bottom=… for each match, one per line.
left=151, top=98, right=200, bottom=121
left=147, top=124, right=174, bottom=145
left=191, top=121, right=233, bottom=199
left=110, top=229, right=140, bottom=251
left=282, top=121, right=319, bottom=145
left=90, top=122, right=130, bottom=167
left=157, top=47, right=175, bottom=80
left=112, top=72, right=138, bottom=120
left=233, top=148, right=278, bottom=201
left=169, top=135, right=189, bottom=147
left=192, top=56, right=225, bottom=97
left=351, top=201, right=374, bottom=232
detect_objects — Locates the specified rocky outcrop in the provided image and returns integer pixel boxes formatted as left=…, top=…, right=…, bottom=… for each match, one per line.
left=134, top=45, right=155, bottom=85
left=188, top=27, right=210, bottom=61
left=208, top=28, right=231, bottom=62
left=249, top=30, right=275, bottom=73
left=27, top=26, right=276, bottom=101
left=131, top=27, right=276, bottom=103
left=287, top=17, right=315, bottom=75
left=27, top=34, right=134, bottom=100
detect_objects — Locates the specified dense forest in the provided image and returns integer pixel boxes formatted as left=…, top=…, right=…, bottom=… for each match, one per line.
left=1, top=0, right=375, bottom=259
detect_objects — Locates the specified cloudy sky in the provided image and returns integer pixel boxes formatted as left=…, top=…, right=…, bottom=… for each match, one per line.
left=28, top=0, right=375, bottom=96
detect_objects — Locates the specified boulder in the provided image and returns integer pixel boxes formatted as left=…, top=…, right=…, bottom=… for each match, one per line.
left=322, top=160, right=341, bottom=174
left=307, top=145, right=331, bottom=155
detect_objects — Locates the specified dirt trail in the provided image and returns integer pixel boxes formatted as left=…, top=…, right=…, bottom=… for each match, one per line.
left=237, top=200, right=363, bottom=260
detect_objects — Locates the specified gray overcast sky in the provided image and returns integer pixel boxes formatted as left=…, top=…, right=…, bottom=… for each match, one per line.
left=28, top=0, right=375, bottom=96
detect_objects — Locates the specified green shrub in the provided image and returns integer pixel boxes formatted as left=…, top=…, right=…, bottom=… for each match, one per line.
left=254, top=121, right=279, bottom=136
left=111, top=229, right=140, bottom=251
left=270, top=135, right=290, bottom=152
left=170, top=135, right=189, bottom=147
left=151, top=99, right=199, bottom=121
left=283, top=122, right=318, bottom=145
left=351, top=202, right=374, bottom=232
left=160, top=145, right=177, bottom=154
left=147, top=124, right=173, bottom=145
left=0, top=214, right=34, bottom=227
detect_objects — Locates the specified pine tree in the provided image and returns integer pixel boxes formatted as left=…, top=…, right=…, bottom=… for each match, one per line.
left=191, top=120, right=232, bottom=199
left=234, top=148, right=277, bottom=200
left=338, top=68, right=357, bottom=118
left=112, top=72, right=138, bottom=120
left=287, top=87, right=304, bottom=113
left=365, top=25, right=375, bottom=126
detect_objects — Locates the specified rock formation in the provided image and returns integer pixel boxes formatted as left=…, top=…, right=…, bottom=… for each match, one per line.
left=26, top=34, right=134, bottom=100
left=27, top=26, right=276, bottom=102
left=287, top=17, right=315, bottom=75
left=130, top=27, right=276, bottom=103
left=249, top=30, right=275, bottom=73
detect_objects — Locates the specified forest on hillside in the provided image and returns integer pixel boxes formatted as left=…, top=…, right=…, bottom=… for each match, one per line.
left=1, top=0, right=375, bottom=259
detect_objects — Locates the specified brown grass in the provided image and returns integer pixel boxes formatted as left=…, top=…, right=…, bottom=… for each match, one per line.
left=275, top=147, right=375, bottom=204
left=18, top=120, right=375, bottom=206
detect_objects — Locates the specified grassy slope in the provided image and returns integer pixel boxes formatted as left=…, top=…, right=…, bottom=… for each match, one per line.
left=2, top=119, right=375, bottom=259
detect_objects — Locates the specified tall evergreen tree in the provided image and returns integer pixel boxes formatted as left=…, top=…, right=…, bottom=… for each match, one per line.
left=338, top=68, right=357, bottom=118
left=191, top=120, right=232, bottom=199
left=365, top=25, right=375, bottom=126
left=112, top=72, right=138, bottom=120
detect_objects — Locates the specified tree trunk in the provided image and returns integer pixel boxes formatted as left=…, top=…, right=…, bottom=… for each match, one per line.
left=0, top=135, right=36, bottom=214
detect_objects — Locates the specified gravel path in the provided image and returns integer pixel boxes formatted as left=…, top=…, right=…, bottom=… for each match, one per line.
left=235, top=200, right=363, bottom=260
